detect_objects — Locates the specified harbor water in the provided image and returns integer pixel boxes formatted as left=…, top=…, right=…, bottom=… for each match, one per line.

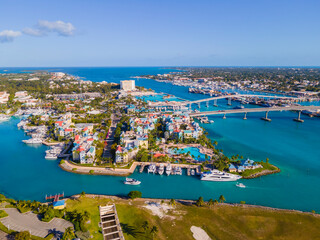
left=0, top=67, right=320, bottom=212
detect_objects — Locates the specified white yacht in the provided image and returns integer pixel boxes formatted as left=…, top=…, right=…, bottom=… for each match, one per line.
left=22, top=138, right=43, bottom=145
left=148, top=164, right=156, bottom=174
left=45, top=153, right=58, bottom=160
left=175, top=166, right=182, bottom=175
left=236, top=182, right=246, bottom=188
left=200, top=170, right=242, bottom=182
left=166, top=163, right=172, bottom=176
left=191, top=169, right=195, bottom=176
left=17, top=120, right=27, bottom=128
left=124, top=178, right=141, bottom=185
left=158, top=164, right=165, bottom=175
left=0, top=115, right=10, bottom=122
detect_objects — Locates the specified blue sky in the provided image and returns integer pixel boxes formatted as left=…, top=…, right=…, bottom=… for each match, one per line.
left=0, top=0, right=319, bottom=67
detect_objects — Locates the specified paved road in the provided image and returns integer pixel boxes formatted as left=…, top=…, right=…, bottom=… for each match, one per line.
left=102, top=114, right=119, bottom=159
left=0, top=208, right=73, bottom=238
left=0, top=230, right=11, bottom=240
left=152, top=94, right=302, bottom=106
left=190, top=105, right=320, bottom=117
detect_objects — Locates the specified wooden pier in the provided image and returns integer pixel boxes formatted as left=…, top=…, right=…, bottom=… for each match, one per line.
left=187, top=167, right=191, bottom=176
left=139, top=164, right=145, bottom=173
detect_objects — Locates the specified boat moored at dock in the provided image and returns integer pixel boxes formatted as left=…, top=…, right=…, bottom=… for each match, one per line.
left=22, top=138, right=43, bottom=145
left=0, top=115, right=10, bottom=122
left=166, top=163, right=172, bottom=176
left=158, top=163, right=165, bottom=175
left=148, top=164, right=156, bottom=174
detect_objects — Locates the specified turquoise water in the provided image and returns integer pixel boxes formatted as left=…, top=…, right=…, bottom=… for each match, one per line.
left=169, top=147, right=209, bottom=161
left=0, top=67, right=320, bottom=212
left=136, top=94, right=182, bottom=102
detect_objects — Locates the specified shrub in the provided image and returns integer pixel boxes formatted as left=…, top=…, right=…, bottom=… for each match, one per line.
left=0, top=210, right=8, bottom=218
left=72, top=168, right=77, bottom=171
left=42, top=207, right=55, bottom=222
left=89, top=170, right=94, bottom=174
left=128, top=191, right=142, bottom=199
left=240, top=201, right=246, bottom=204
left=60, top=160, right=65, bottom=165
left=15, top=231, right=31, bottom=240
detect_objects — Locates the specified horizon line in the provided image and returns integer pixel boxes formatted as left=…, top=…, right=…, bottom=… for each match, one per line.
left=1, top=65, right=320, bottom=69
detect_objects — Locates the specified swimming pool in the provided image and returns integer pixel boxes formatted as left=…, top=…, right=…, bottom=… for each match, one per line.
left=169, top=147, right=209, bottom=161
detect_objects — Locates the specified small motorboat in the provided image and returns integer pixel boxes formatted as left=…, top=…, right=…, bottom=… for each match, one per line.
left=124, top=178, right=141, bottom=185
left=236, top=182, right=246, bottom=188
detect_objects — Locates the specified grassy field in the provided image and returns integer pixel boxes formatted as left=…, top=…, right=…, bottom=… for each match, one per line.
left=0, top=210, right=8, bottom=218
left=65, top=195, right=320, bottom=240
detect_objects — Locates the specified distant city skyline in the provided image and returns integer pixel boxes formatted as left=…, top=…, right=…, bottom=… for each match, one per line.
left=1, top=0, right=320, bottom=67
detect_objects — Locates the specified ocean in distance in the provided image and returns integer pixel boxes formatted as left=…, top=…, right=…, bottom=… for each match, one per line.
left=0, top=67, right=319, bottom=212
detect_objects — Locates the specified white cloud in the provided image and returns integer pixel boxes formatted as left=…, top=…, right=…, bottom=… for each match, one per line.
left=0, top=30, right=21, bottom=43
left=23, top=20, right=76, bottom=37
left=22, top=27, right=45, bottom=37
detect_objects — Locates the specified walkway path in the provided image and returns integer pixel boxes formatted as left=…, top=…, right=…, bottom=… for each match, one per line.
left=0, top=230, right=11, bottom=240
left=0, top=208, right=72, bottom=238
left=60, top=160, right=140, bottom=176
left=60, top=160, right=201, bottom=176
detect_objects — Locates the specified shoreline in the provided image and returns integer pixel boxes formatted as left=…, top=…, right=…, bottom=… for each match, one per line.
left=242, top=165, right=281, bottom=179
left=69, top=193, right=319, bottom=216
left=1, top=191, right=318, bottom=216
left=59, top=160, right=201, bottom=176
left=60, top=159, right=280, bottom=180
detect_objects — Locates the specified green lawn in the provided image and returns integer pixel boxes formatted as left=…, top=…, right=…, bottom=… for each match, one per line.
left=0, top=210, right=8, bottom=218
left=65, top=196, right=320, bottom=240
left=240, top=162, right=280, bottom=178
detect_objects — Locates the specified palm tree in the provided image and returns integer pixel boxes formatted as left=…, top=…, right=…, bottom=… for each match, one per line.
left=214, top=199, right=219, bottom=205
left=141, top=221, right=149, bottom=231
left=150, top=226, right=159, bottom=239
left=196, top=196, right=204, bottom=207
left=62, top=227, right=75, bottom=240
left=169, top=199, right=176, bottom=206
left=207, top=198, right=214, bottom=207
left=219, top=195, right=226, bottom=203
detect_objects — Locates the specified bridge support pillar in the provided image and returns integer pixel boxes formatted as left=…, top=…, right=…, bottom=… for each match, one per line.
left=206, top=101, right=209, bottom=108
left=227, top=98, right=231, bottom=106
left=223, top=114, right=226, bottom=119
left=189, top=103, right=191, bottom=109
left=198, top=103, right=201, bottom=109
left=261, top=111, right=271, bottom=122
left=294, top=111, right=304, bottom=123
left=243, top=112, right=247, bottom=120
left=213, top=99, right=218, bottom=107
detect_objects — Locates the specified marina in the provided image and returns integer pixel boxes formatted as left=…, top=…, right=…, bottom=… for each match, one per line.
left=0, top=67, right=320, bottom=212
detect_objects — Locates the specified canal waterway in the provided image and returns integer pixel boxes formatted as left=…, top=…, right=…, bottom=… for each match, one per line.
left=0, top=67, right=320, bottom=212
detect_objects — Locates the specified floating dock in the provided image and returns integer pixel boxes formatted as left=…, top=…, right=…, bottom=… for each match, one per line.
left=139, top=164, right=145, bottom=173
